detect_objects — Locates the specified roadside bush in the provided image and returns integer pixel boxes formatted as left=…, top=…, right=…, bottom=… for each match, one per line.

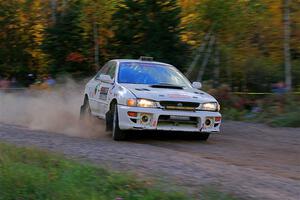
left=269, top=111, right=300, bottom=127
left=222, top=108, right=246, bottom=121
left=208, top=84, right=300, bottom=127
left=268, top=100, right=300, bottom=127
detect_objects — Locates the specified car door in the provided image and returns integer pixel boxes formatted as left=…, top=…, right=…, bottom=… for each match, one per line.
left=96, top=61, right=117, bottom=117
left=89, top=63, right=109, bottom=115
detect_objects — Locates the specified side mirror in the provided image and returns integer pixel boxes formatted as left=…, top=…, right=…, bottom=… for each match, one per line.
left=192, top=82, right=202, bottom=89
left=99, top=74, right=113, bottom=84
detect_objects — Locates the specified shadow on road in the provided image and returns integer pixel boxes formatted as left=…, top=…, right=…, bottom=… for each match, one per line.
left=123, top=130, right=214, bottom=142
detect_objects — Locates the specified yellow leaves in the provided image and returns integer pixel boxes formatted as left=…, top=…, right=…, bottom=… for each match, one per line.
left=179, top=0, right=199, bottom=9
left=32, top=28, right=44, bottom=46
left=179, top=1, right=203, bottom=48
left=181, top=32, right=198, bottom=46
left=10, top=0, right=49, bottom=74
left=181, top=13, right=197, bottom=25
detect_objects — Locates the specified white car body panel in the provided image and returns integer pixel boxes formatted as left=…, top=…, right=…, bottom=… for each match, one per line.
left=82, top=59, right=222, bottom=133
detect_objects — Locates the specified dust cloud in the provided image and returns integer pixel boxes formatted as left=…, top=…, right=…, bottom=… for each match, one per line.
left=0, top=78, right=104, bottom=138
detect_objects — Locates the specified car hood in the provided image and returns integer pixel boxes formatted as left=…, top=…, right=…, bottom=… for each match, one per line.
left=120, top=83, right=217, bottom=103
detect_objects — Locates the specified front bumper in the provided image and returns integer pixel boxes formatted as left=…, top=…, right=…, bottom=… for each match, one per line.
left=117, top=105, right=221, bottom=133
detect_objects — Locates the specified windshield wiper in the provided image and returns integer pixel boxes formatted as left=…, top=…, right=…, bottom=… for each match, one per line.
left=150, top=83, right=183, bottom=89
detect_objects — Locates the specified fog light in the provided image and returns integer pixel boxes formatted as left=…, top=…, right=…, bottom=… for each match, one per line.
left=205, top=119, right=212, bottom=126
left=141, top=115, right=149, bottom=123
left=140, top=113, right=151, bottom=124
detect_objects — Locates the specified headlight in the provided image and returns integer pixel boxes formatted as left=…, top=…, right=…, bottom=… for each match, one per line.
left=127, top=99, right=157, bottom=108
left=137, top=99, right=157, bottom=107
left=199, top=102, right=220, bottom=111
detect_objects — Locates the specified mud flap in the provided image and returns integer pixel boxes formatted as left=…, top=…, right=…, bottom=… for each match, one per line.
left=79, top=105, right=85, bottom=120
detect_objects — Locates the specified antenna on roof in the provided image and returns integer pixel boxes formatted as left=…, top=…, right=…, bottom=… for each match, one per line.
left=139, top=56, right=154, bottom=61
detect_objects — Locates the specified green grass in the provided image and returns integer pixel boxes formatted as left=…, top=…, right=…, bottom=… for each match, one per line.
left=0, top=143, right=237, bottom=200
left=0, top=143, right=187, bottom=200
left=268, top=110, right=300, bottom=127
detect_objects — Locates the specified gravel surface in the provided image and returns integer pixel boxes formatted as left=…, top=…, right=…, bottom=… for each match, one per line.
left=0, top=121, right=299, bottom=200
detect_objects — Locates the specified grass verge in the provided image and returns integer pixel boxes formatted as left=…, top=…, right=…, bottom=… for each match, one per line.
left=223, top=106, right=300, bottom=128
left=0, top=143, right=237, bottom=200
left=0, top=143, right=188, bottom=200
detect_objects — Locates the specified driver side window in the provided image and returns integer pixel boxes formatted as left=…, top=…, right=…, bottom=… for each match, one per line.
left=107, top=61, right=117, bottom=80
left=95, top=63, right=109, bottom=80
left=95, top=61, right=116, bottom=81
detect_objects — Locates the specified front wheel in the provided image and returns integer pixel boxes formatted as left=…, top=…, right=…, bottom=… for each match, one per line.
left=112, top=104, right=126, bottom=141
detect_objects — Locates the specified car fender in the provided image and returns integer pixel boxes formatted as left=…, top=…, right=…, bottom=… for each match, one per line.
left=106, top=83, right=136, bottom=112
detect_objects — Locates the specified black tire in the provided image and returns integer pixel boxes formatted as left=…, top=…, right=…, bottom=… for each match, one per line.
left=111, top=104, right=126, bottom=141
left=198, top=132, right=210, bottom=141
left=105, top=109, right=113, bottom=131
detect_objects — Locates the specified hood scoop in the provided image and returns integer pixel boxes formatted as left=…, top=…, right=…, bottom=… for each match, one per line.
left=151, top=84, right=183, bottom=90
left=135, top=88, right=150, bottom=91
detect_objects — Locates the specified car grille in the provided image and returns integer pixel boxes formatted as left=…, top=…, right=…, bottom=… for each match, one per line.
left=158, top=115, right=199, bottom=127
left=159, top=101, right=199, bottom=111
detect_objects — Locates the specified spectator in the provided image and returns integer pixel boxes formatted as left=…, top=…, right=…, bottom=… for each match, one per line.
left=0, top=77, right=10, bottom=89
left=46, top=75, right=56, bottom=87
left=272, top=81, right=287, bottom=94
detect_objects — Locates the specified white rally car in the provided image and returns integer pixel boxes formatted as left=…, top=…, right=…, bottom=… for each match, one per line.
left=80, top=57, right=221, bottom=141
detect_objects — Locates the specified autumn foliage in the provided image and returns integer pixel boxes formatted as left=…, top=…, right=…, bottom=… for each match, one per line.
left=0, top=0, right=299, bottom=91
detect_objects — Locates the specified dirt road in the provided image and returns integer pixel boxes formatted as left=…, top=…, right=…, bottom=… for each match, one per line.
left=0, top=121, right=299, bottom=200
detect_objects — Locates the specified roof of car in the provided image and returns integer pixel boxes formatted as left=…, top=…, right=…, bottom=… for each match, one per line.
left=112, top=59, right=172, bottom=67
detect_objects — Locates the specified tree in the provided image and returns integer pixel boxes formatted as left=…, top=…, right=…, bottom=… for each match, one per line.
left=182, top=0, right=293, bottom=92
left=82, top=0, right=119, bottom=69
left=283, top=0, right=292, bottom=91
left=0, top=0, right=49, bottom=80
left=111, top=0, right=188, bottom=68
left=0, top=0, right=26, bottom=77
left=43, top=0, right=91, bottom=75
left=23, top=0, right=49, bottom=76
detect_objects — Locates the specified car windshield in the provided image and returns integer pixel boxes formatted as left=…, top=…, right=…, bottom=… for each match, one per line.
left=118, top=62, right=191, bottom=87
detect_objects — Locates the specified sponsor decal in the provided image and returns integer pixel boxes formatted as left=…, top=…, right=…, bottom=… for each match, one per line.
left=99, top=87, right=109, bottom=100
left=152, top=119, right=157, bottom=127
left=109, top=84, right=115, bottom=95
left=177, top=103, right=183, bottom=107
left=200, top=126, right=203, bottom=132
left=94, top=84, right=100, bottom=96
left=167, top=94, right=190, bottom=98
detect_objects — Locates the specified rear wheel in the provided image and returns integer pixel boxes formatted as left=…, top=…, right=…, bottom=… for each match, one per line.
left=112, top=104, right=126, bottom=141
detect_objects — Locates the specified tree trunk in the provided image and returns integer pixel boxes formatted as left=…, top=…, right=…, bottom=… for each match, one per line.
left=62, top=0, right=67, bottom=8
left=226, top=57, right=232, bottom=90
left=50, top=0, right=57, bottom=24
left=213, top=40, right=220, bottom=88
left=283, top=0, right=292, bottom=91
left=62, top=0, right=67, bottom=16
left=196, top=35, right=215, bottom=82
left=186, top=30, right=212, bottom=78
left=93, top=22, right=100, bottom=68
